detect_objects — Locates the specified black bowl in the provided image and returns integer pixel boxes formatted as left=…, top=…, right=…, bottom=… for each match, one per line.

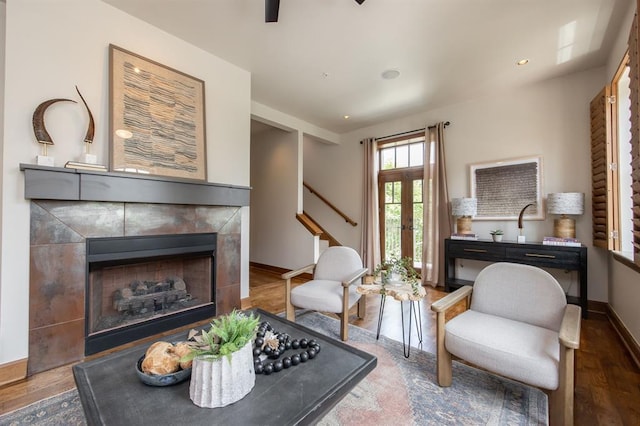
left=135, top=355, right=192, bottom=387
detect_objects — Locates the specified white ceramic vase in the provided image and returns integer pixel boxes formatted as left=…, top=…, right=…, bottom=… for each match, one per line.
left=492, top=234, right=503, bottom=242
left=189, top=340, right=255, bottom=408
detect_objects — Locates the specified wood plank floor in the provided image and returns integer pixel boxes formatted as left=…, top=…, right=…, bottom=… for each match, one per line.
left=1, top=266, right=640, bottom=425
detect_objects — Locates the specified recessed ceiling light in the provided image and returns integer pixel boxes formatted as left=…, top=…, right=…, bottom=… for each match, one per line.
left=344, top=115, right=350, bottom=120
left=516, top=59, right=529, bottom=66
left=381, top=69, right=400, bottom=80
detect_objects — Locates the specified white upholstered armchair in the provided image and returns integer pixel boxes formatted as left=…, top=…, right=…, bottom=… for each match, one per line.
left=431, top=262, right=581, bottom=426
left=281, top=246, right=368, bottom=341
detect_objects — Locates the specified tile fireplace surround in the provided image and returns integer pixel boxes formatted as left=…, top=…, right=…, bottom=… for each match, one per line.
left=21, top=164, right=250, bottom=375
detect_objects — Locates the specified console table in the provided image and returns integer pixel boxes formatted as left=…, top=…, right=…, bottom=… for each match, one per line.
left=444, top=238, right=588, bottom=318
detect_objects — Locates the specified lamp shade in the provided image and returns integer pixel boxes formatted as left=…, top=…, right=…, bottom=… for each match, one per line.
left=451, top=198, right=477, bottom=217
left=547, top=193, right=585, bottom=215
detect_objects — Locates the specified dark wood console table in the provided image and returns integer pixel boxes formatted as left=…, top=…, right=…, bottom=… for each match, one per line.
left=444, top=238, right=588, bottom=318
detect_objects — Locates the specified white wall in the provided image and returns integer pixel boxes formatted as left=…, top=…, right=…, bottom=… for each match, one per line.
left=0, top=0, right=251, bottom=365
left=305, top=67, right=608, bottom=301
left=250, top=128, right=314, bottom=270
left=303, top=135, right=362, bottom=251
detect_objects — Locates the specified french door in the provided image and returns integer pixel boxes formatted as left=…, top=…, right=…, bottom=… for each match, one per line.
left=378, top=167, right=423, bottom=272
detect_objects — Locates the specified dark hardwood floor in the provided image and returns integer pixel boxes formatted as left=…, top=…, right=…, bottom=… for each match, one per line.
left=1, top=266, right=640, bottom=425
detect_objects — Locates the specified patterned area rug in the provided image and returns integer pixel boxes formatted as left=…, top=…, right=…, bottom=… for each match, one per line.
left=0, top=311, right=547, bottom=425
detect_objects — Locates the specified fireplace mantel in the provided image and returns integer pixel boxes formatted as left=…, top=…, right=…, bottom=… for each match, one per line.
left=20, top=164, right=250, bottom=206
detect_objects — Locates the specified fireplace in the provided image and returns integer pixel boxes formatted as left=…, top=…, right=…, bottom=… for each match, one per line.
left=85, top=233, right=217, bottom=355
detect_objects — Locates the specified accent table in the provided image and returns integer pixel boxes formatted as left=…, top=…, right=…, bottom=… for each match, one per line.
left=357, top=282, right=426, bottom=358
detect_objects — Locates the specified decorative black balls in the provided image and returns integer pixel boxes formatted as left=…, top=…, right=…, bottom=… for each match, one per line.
left=268, top=350, right=280, bottom=359
left=253, top=322, right=321, bottom=375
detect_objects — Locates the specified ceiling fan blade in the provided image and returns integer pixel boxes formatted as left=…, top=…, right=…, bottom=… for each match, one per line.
left=265, top=0, right=280, bottom=23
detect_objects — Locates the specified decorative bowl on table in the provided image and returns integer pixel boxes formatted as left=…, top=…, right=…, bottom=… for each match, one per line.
left=135, top=355, right=192, bottom=386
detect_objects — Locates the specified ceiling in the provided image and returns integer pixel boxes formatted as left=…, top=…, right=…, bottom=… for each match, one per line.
left=101, top=0, right=632, bottom=134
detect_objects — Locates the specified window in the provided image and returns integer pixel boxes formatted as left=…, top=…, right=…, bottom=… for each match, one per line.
left=592, top=9, right=640, bottom=267
left=377, top=134, right=425, bottom=270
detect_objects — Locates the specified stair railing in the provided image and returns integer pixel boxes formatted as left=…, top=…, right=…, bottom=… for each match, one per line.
left=303, top=182, right=357, bottom=227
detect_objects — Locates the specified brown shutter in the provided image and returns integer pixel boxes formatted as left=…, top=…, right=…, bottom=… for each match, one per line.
left=590, top=86, right=615, bottom=249
left=630, top=10, right=640, bottom=264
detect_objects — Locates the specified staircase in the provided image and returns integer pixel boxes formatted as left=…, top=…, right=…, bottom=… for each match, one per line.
left=296, top=211, right=341, bottom=248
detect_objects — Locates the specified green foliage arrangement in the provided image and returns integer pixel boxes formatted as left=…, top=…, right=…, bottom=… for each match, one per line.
left=373, top=256, right=420, bottom=285
left=490, top=229, right=504, bottom=236
left=182, top=309, right=260, bottom=362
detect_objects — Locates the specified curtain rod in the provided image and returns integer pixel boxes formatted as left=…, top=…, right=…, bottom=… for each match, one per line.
left=372, top=121, right=450, bottom=142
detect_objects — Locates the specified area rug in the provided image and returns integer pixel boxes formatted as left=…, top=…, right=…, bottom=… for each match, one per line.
left=0, top=311, right=547, bottom=425
left=296, top=311, right=548, bottom=426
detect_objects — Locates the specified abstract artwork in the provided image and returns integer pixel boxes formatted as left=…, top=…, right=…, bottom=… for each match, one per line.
left=109, top=45, right=206, bottom=180
left=470, top=156, right=543, bottom=220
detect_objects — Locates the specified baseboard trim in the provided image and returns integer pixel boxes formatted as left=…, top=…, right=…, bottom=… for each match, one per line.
left=0, top=358, right=28, bottom=387
left=240, top=297, right=252, bottom=310
left=250, top=262, right=313, bottom=280
left=606, top=304, right=640, bottom=369
left=587, top=300, right=608, bottom=319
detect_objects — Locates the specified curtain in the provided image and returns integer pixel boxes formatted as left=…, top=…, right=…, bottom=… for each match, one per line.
left=422, top=123, right=453, bottom=286
left=360, top=138, right=381, bottom=273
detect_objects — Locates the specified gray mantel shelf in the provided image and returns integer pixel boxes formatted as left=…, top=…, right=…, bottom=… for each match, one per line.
left=20, top=164, right=250, bottom=207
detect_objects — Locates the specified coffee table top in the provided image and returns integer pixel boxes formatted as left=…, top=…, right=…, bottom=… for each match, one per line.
left=73, top=309, right=376, bottom=426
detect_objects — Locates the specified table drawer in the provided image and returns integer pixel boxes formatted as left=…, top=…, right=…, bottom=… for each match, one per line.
left=505, top=247, right=580, bottom=267
left=447, top=240, right=505, bottom=260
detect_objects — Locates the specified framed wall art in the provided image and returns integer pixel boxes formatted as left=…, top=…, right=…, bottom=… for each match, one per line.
left=470, top=156, right=543, bottom=220
left=109, top=44, right=207, bottom=181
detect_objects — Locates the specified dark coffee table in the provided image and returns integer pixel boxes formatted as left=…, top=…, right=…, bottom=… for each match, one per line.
left=73, top=309, right=377, bottom=425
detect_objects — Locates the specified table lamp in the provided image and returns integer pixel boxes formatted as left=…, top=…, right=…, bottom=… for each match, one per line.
left=451, top=198, right=477, bottom=234
left=546, top=192, right=584, bottom=238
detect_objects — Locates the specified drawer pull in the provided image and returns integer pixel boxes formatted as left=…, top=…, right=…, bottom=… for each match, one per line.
left=463, top=249, right=488, bottom=253
left=525, top=253, right=556, bottom=259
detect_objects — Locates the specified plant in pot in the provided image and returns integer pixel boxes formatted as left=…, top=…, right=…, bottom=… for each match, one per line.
left=373, top=256, right=421, bottom=295
left=182, top=309, right=260, bottom=408
left=490, top=229, right=504, bottom=242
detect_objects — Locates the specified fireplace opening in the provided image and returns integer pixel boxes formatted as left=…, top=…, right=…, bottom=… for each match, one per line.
left=85, top=233, right=216, bottom=355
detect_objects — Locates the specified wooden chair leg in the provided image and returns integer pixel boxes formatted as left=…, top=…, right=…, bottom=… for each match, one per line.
left=285, top=278, right=295, bottom=322
left=550, top=345, right=575, bottom=426
left=357, top=295, right=366, bottom=319
left=436, top=311, right=452, bottom=387
left=340, top=286, right=349, bottom=341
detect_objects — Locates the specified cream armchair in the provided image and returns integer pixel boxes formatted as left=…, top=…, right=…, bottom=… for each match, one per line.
left=281, top=246, right=368, bottom=341
left=431, top=262, right=581, bottom=426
